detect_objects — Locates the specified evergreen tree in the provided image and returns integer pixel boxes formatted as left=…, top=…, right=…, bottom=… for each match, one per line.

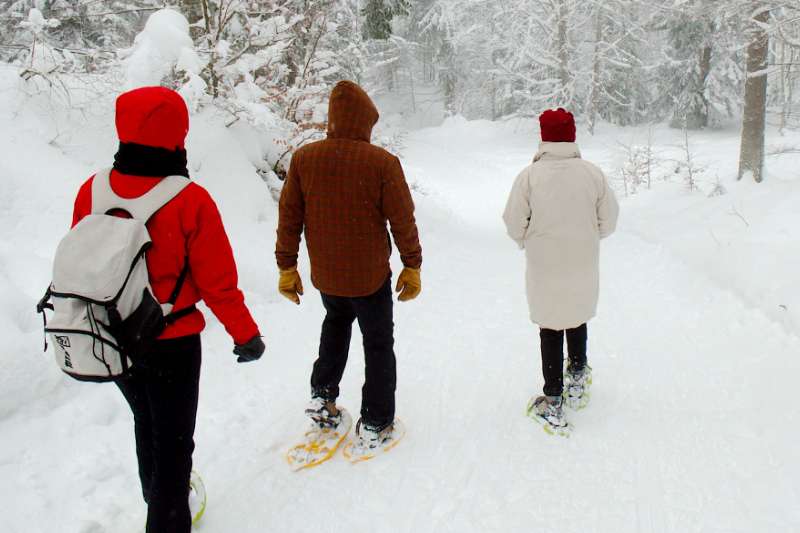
left=362, top=0, right=409, bottom=40
left=652, top=0, right=743, bottom=129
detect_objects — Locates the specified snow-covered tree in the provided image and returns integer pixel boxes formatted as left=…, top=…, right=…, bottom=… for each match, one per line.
left=585, top=0, right=650, bottom=132
left=1, top=0, right=162, bottom=69
left=650, top=0, right=743, bottom=129
left=362, top=0, right=409, bottom=40
left=492, top=0, right=585, bottom=115
left=768, top=3, right=800, bottom=132
left=3, top=0, right=800, bottom=181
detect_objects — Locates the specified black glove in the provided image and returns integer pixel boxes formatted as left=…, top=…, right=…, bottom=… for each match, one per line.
left=233, top=335, right=265, bottom=363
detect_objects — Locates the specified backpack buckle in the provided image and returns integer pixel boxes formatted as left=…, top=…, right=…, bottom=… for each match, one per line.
left=36, top=287, right=54, bottom=314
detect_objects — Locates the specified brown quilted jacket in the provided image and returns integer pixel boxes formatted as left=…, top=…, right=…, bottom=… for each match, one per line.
left=275, top=81, right=422, bottom=297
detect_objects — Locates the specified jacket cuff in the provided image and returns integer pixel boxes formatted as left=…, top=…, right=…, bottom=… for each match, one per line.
left=233, top=328, right=259, bottom=347
left=276, top=258, right=298, bottom=271
left=229, top=314, right=260, bottom=346
left=401, top=256, right=422, bottom=269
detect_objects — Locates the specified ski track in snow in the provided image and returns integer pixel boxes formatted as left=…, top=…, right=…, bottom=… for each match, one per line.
left=2, top=105, right=800, bottom=532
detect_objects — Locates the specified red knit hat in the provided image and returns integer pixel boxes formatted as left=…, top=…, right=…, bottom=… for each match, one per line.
left=115, top=86, right=189, bottom=150
left=539, top=108, right=576, bottom=143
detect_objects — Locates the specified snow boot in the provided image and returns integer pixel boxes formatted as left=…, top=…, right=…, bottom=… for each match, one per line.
left=564, top=364, right=592, bottom=410
left=288, top=402, right=353, bottom=471
left=353, top=419, right=394, bottom=449
left=527, top=395, right=570, bottom=437
left=342, top=418, right=406, bottom=463
left=305, top=396, right=342, bottom=428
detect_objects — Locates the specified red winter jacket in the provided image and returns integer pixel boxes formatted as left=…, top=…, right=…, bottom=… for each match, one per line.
left=71, top=87, right=259, bottom=345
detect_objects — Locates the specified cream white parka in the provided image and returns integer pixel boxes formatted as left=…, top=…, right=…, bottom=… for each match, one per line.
left=503, top=142, right=619, bottom=330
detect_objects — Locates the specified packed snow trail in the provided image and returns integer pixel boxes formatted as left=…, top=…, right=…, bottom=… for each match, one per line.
left=1, top=102, right=800, bottom=532
left=195, top=123, right=800, bottom=533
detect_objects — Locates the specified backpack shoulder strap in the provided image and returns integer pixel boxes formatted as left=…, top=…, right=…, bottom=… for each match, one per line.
left=91, top=168, right=191, bottom=222
left=90, top=168, right=114, bottom=215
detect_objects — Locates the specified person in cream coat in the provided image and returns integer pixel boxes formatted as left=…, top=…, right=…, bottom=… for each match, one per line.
left=503, top=108, right=619, bottom=434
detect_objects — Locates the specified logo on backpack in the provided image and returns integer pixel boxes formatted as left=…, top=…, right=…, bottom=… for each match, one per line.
left=63, top=350, right=74, bottom=369
left=55, top=335, right=71, bottom=348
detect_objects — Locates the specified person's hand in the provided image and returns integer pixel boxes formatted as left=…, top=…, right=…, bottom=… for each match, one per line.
left=279, top=267, right=304, bottom=305
left=234, top=335, right=265, bottom=363
left=395, top=267, right=421, bottom=302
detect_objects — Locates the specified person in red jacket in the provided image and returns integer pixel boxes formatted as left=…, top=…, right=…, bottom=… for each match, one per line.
left=71, top=86, right=265, bottom=533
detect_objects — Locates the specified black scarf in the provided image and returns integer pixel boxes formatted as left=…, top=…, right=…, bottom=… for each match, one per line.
left=113, top=142, right=190, bottom=178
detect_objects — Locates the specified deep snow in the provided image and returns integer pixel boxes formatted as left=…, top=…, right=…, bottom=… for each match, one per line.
left=1, top=68, right=800, bottom=533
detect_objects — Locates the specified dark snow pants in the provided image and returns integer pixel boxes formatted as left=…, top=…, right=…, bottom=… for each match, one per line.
left=116, top=335, right=201, bottom=533
left=311, top=277, right=396, bottom=430
left=540, top=324, right=587, bottom=397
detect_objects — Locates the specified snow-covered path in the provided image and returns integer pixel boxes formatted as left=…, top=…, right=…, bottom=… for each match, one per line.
left=2, top=110, right=800, bottom=532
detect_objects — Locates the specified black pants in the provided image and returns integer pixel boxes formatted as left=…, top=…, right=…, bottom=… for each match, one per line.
left=540, top=324, right=587, bottom=397
left=311, top=278, right=396, bottom=429
left=116, top=335, right=202, bottom=533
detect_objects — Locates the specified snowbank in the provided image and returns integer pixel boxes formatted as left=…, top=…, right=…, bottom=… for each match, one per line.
left=0, top=65, right=274, bottom=418
left=624, top=173, right=800, bottom=334
left=601, top=125, right=800, bottom=335
left=123, top=9, right=205, bottom=100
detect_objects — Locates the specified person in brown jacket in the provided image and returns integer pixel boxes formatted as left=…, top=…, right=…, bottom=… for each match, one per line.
left=275, top=80, right=422, bottom=450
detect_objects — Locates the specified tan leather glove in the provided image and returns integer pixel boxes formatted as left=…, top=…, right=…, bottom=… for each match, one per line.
left=395, top=267, right=421, bottom=302
left=279, top=267, right=304, bottom=305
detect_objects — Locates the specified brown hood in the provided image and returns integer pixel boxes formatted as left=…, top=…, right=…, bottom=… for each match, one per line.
left=327, top=81, right=379, bottom=142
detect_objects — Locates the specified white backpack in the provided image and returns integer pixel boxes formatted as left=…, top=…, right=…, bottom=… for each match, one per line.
left=37, top=169, right=192, bottom=382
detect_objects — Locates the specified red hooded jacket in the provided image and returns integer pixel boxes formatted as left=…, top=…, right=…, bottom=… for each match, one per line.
left=71, top=87, right=259, bottom=345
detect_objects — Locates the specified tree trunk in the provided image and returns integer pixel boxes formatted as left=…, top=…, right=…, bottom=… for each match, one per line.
left=787, top=48, right=797, bottom=132
left=408, top=57, right=417, bottom=113
left=588, top=8, right=603, bottom=135
left=738, top=6, right=770, bottom=183
left=779, top=42, right=786, bottom=134
left=556, top=0, right=570, bottom=107
left=490, top=74, right=497, bottom=120
left=199, top=0, right=219, bottom=98
left=778, top=41, right=796, bottom=134
left=696, top=43, right=712, bottom=127
left=673, top=42, right=712, bottom=130
left=441, top=40, right=456, bottom=115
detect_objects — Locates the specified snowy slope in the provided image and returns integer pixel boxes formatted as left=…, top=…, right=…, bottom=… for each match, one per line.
left=2, top=68, right=800, bottom=533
